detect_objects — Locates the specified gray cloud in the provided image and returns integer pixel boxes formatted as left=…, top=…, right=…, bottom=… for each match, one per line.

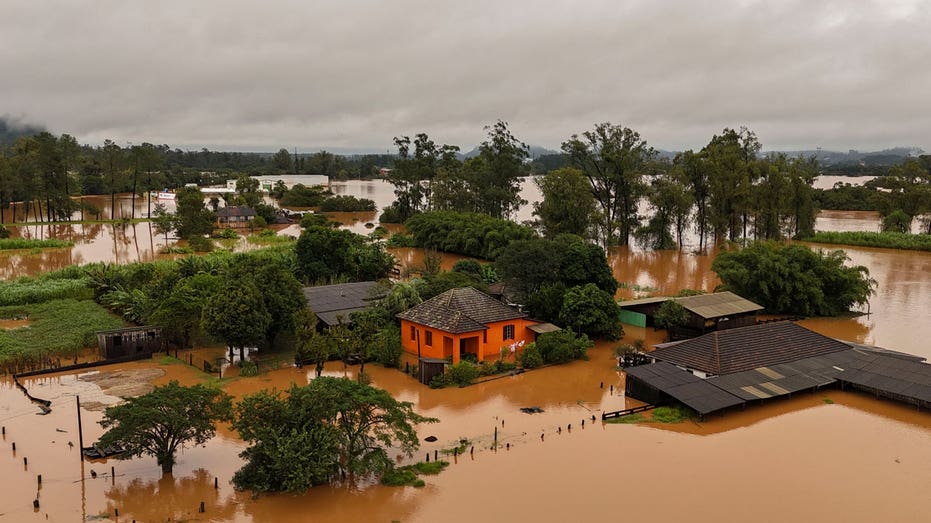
left=2, top=0, right=928, bottom=152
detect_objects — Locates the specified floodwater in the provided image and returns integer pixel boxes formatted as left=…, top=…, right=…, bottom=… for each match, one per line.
left=3, top=175, right=931, bottom=521
left=3, top=337, right=931, bottom=522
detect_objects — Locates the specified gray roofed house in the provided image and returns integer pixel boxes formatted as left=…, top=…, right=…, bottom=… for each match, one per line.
left=397, top=286, right=526, bottom=334
left=303, top=281, right=385, bottom=327
left=216, top=205, right=257, bottom=228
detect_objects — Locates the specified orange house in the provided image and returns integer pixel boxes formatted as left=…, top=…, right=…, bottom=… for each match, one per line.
left=397, top=287, right=542, bottom=364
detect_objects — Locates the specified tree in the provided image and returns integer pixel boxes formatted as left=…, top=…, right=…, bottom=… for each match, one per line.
left=97, top=381, right=232, bottom=474
left=559, top=283, right=622, bottom=339
left=151, top=202, right=177, bottom=244
left=534, top=329, right=592, bottom=364
left=232, top=378, right=436, bottom=493
left=294, top=308, right=332, bottom=377
left=533, top=167, right=597, bottom=239
left=882, top=209, right=912, bottom=233
left=102, top=140, right=123, bottom=220
left=712, top=241, right=876, bottom=316
left=654, top=300, right=690, bottom=334
left=702, top=127, right=761, bottom=242
left=149, top=273, right=221, bottom=347
left=235, top=174, right=262, bottom=208
left=295, top=226, right=394, bottom=284
left=640, top=163, right=693, bottom=249
left=562, top=123, right=655, bottom=247
left=388, top=133, right=460, bottom=220
left=466, top=120, right=529, bottom=219
left=174, top=186, right=215, bottom=238
left=273, top=148, right=292, bottom=172
left=202, top=280, right=272, bottom=360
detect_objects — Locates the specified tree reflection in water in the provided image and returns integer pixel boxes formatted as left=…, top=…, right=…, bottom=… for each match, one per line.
left=104, top=468, right=239, bottom=522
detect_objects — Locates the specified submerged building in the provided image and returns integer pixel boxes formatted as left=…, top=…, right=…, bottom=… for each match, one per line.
left=625, top=321, right=931, bottom=419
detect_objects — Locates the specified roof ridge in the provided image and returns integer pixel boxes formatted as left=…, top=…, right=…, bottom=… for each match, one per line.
left=713, top=331, right=721, bottom=374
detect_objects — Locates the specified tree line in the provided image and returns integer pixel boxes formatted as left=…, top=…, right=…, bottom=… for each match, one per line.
left=0, top=131, right=396, bottom=224
left=383, top=122, right=833, bottom=250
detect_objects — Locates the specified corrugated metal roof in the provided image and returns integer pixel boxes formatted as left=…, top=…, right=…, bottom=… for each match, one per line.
left=618, top=291, right=763, bottom=319
left=528, top=322, right=562, bottom=334
left=649, top=321, right=852, bottom=375
left=625, top=362, right=744, bottom=415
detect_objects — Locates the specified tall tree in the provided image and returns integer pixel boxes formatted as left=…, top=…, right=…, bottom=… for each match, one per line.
left=640, top=162, right=693, bottom=249
left=273, top=148, right=292, bottom=172
left=97, top=381, right=232, bottom=475
left=533, top=167, right=597, bottom=239
left=174, top=186, right=215, bottom=238
left=202, top=280, right=272, bottom=361
left=388, top=133, right=460, bottom=220
left=467, top=120, right=528, bottom=219
left=102, top=140, right=123, bottom=220
left=703, top=127, right=761, bottom=242
left=562, top=123, right=655, bottom=247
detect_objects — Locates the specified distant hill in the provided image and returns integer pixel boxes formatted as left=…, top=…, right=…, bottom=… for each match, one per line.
left=765, top=147, right=924, bottom=167
left=0, top=116, right=44, bottom=145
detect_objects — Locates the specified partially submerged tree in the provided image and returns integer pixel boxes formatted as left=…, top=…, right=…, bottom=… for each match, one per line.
left=654, top=300, right=690, bottom=333
left=712, top=241, right=876, bottom=316
left=233, top=378, right=436, bottom=493
left=98, top=381, right=232, bottom=474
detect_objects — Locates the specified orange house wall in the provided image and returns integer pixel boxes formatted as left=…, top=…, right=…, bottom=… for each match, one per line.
left=400, top=318, right=537, bottom=364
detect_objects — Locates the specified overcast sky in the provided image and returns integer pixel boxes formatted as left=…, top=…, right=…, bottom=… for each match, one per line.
left=2, top=0, right=929, bottom=153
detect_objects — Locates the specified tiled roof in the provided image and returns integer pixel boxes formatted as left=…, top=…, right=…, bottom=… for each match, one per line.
left=649, top=321, right=851, bottom=375
left=396, top=287, right=526, bottom=334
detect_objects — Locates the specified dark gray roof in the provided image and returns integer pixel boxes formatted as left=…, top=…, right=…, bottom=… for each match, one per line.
left=216, top=205, right=256, bottom=218
left=396, top=287, right=526, bottom=334
left=707, top=350, right=862, bottom=401
left=649, top=321, right=851, bottom=375
left=619, top=291, right=763, bottom=319
left=303, top=281, right=384, bottom=326
left=625, top=362, right=744, bottom=415
left=839, top=351, right=931, bottom=404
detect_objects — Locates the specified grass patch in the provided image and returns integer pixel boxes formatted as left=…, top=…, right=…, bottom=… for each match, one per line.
left=0, top=238, right=74, bottom=250
left=158, top=356, right=186, bottom=365
left=440, top=439, right=470, bottom=456
left=822, top=397, right=835, bottom=404
left=0, top=299, right=123, bottom=370
left=802, top=231, right=931, bottom=252
left=651, top=406, right=690, bottom=423
left=605, top=413, right=646, bottom=424
left=160, top=245, right=194, bottom=254
left=246, top=232, right=296, bottom=245
left=381, top=460, right=449, bottom=487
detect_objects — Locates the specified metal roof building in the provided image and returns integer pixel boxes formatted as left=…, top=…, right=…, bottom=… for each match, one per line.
left=302, top=281, right=385, bottom=327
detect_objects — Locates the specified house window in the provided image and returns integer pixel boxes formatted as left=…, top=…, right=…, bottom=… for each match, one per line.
left=483, top=330, right=487, bottom=343
left=425, top=331, right=433, bottom=346
left=503, top=324, right=515, bottom=340
left=410, top=326, right=416, bottom=341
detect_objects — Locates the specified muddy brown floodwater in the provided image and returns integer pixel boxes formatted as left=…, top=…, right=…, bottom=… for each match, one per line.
left=3, top=176, right=931, bottom=521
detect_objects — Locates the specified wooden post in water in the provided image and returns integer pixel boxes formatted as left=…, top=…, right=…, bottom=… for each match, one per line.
left=199, top=501, right=205, bottom=513
left=76, top=396, right=84, bottom=461
left=215, top=477, right=218, bottom=489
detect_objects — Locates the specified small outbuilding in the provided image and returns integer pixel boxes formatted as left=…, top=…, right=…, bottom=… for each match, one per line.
left=618, top=291, right=763, bottom=337
left=96, top=326, right=164, bottom=359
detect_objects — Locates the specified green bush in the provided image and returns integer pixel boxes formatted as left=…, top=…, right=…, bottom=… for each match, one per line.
left=218, top=228, right=239, bottom=239
left=386, top=233, right=416, bottom=248
left=371, top=325, right=403, bottom=368
left=535, top=330, right=592, bottom=364
left=320, top=195, right=376, bottom=212
left=278, top=183, right=330, bottom=207
left=379, top=204, right=405, bottom=224
left=651, top=405, right=690, bottom=423
left=187, top=235, right=215, bottom=253
left=430, top=361, right=480, bottom=388
left=405, top=211, right=536, bottom=260
left=239, top=360, right=259, bottom=377
left=0, top=224, right=9, bottom=239
left=519, top=343, right=544, bottom=369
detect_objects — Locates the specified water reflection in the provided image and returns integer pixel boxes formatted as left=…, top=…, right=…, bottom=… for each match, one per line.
left=104, top=469, right=239, bottom=522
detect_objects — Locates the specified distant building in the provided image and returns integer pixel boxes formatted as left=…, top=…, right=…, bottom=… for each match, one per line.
left=216, top=205, right=257, bottom=228
left=96, top=326, right=164, bottom=359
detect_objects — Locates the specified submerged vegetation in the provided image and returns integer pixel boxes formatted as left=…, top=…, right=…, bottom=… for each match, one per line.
left=802, top=231, right=931, bottom=252
left=0, top=299, right=123, bottom=371
left=0, top=238, right=73, bottom=250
